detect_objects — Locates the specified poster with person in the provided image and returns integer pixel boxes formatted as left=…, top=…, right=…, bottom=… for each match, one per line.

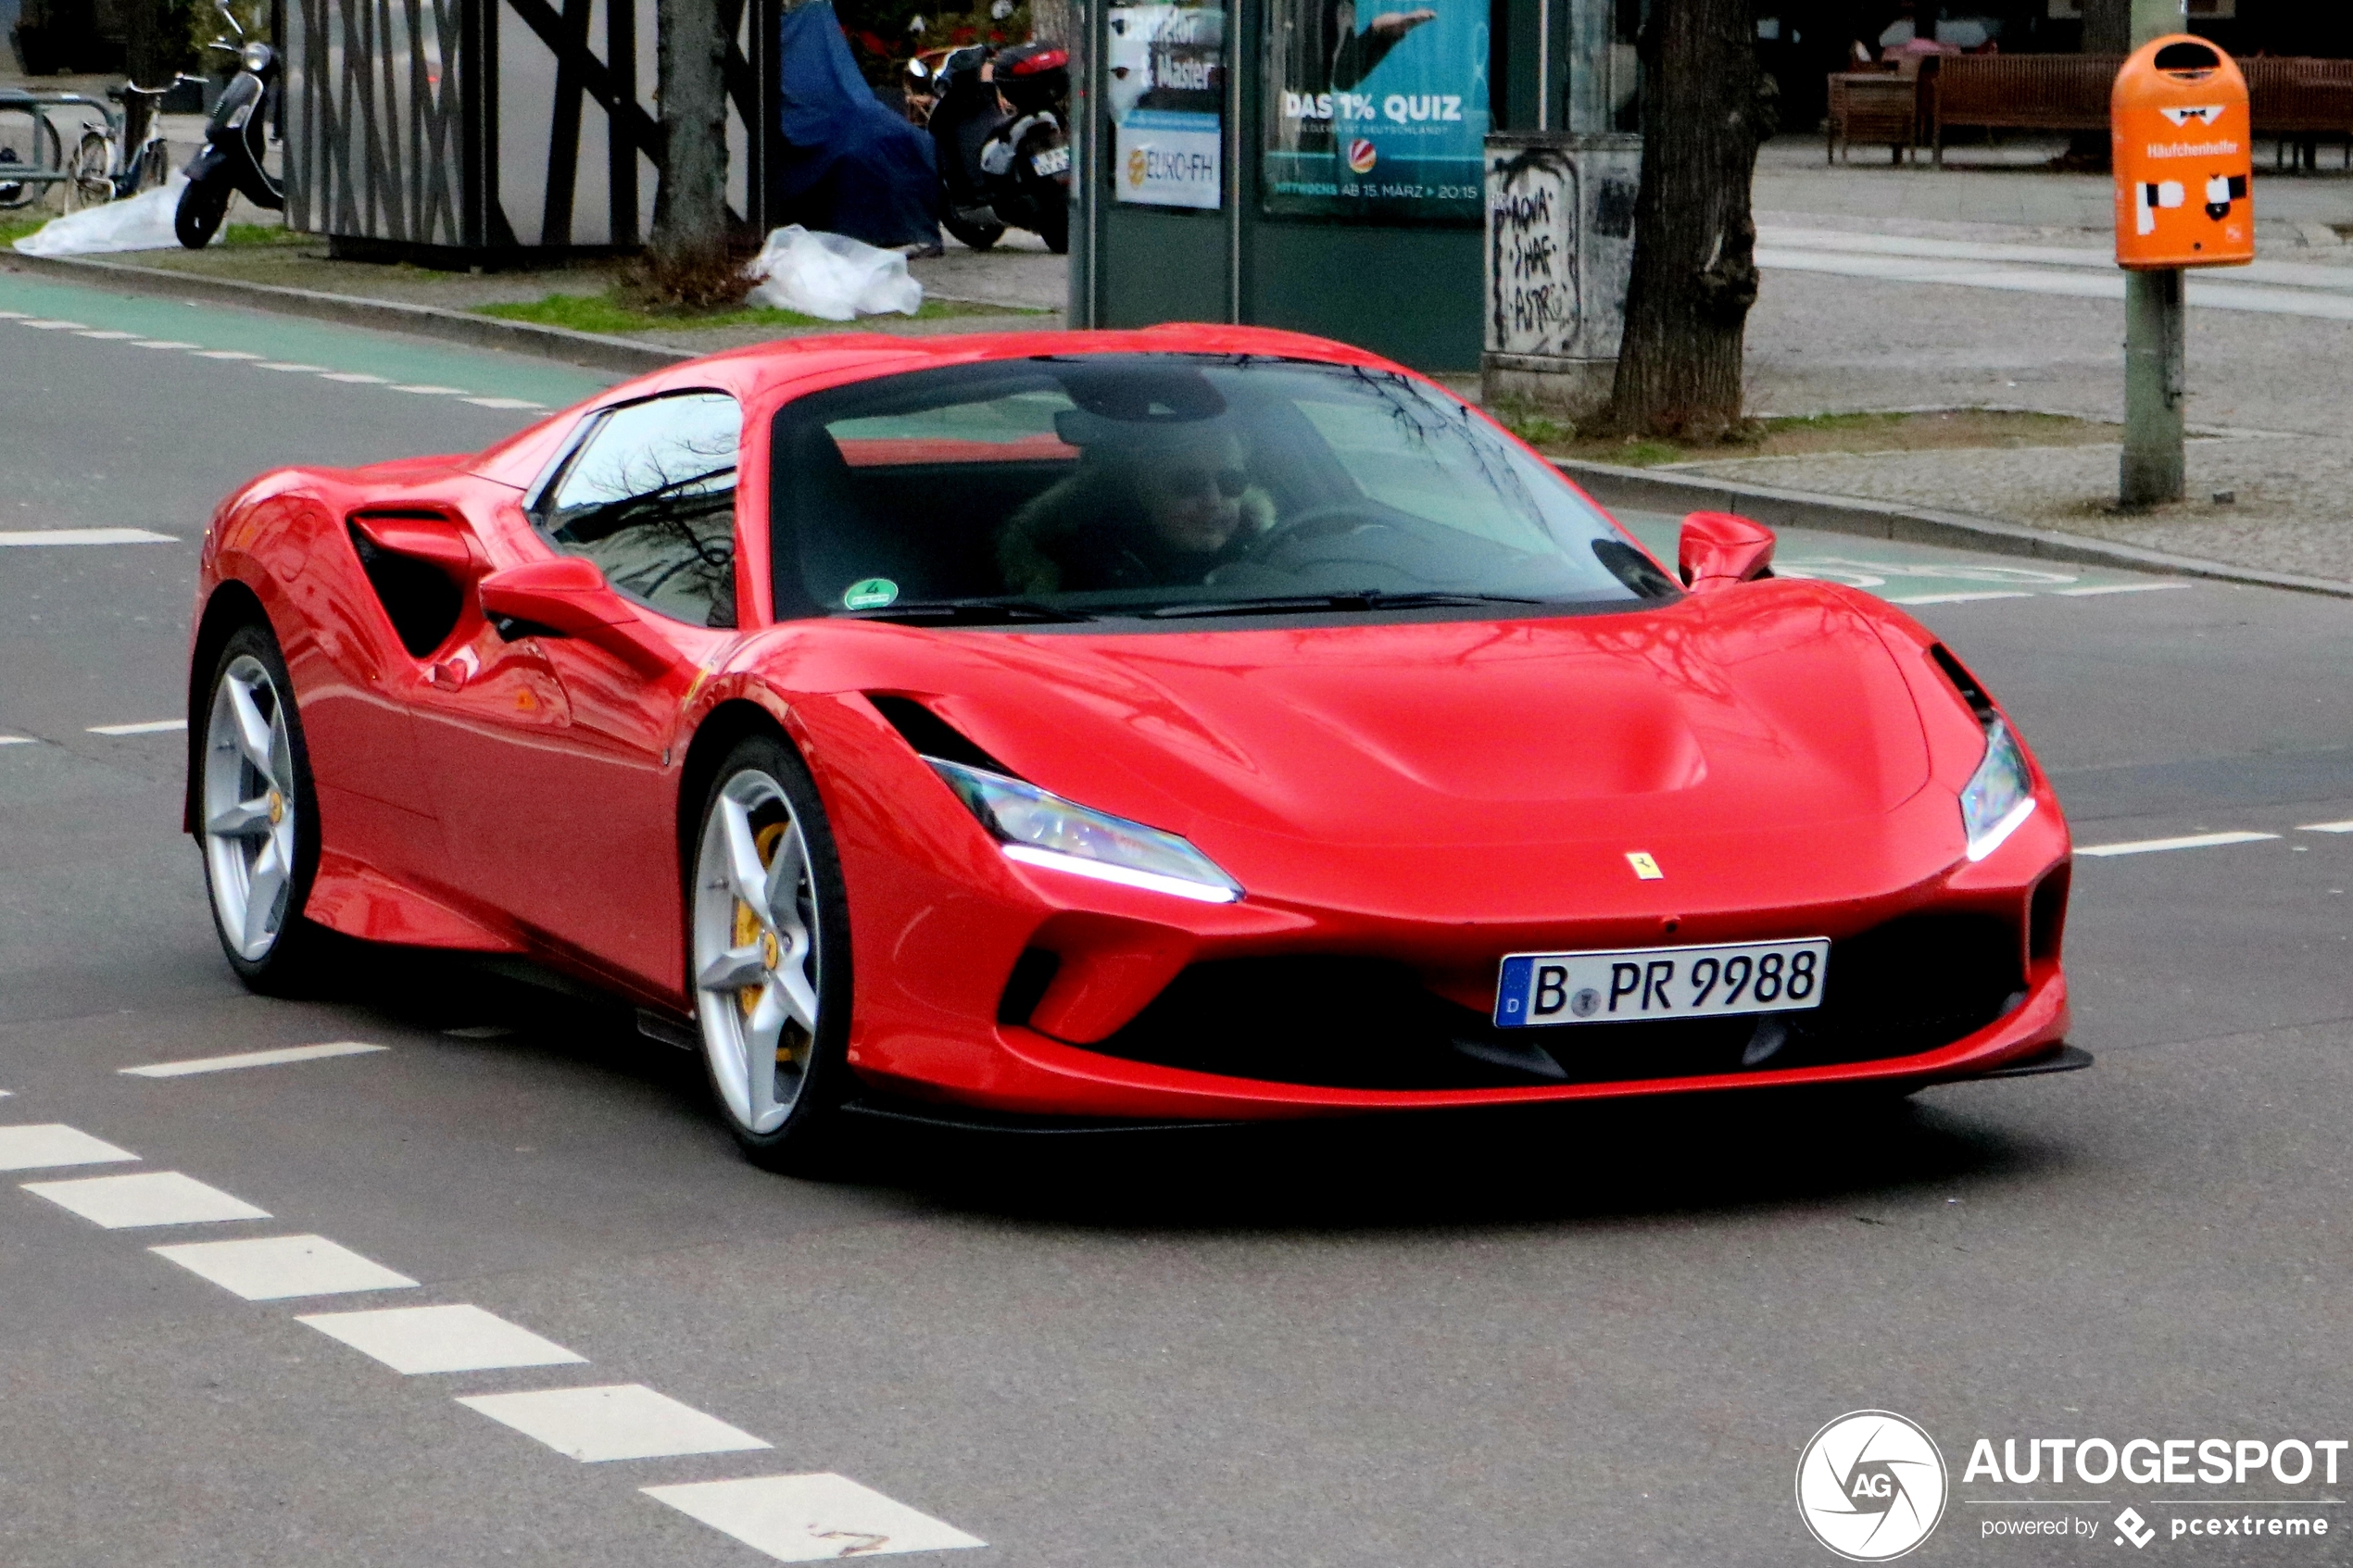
left=1262, top=0, right=1488, bottom=220
left=1108, top=2, right=1227, bottom=210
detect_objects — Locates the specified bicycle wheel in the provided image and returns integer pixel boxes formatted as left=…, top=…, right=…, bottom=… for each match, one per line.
left=66, top=130, right=115, bottom=208
left=0, top=115, right=64, bottom=211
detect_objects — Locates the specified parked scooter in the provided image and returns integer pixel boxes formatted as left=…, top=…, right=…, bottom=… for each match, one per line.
left=914, top=41, right=1070, bottom=255
left=176, top=1, right=283, bottom=249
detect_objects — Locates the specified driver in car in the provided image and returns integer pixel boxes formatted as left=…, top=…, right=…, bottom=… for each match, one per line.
left=999, top=425, right=1276, bottom=595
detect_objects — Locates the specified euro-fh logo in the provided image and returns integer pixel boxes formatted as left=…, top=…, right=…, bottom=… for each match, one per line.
left=1796, top=1411, right=1950, bottom=1561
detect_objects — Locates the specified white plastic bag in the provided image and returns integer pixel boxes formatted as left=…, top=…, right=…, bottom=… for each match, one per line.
left=743, top=224, right=922, bottom=321
left=12, top=175, right=219, bottom=257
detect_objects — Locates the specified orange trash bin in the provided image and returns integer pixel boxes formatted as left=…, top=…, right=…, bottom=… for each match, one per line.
left=2113, top=35, right=2254, bottom=270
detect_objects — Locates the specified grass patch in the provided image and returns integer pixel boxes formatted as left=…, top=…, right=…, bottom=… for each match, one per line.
left=0, top=212, right=51, bottom=248
left=1510, top=408, right=2118, bottom=467
left=223, top=221, right=310, bottom=247
left=473, top=288, right=1038, bottom=335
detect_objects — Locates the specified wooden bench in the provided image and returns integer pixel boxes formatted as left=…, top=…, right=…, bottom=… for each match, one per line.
left=1827, top=72, right=1923, bottom=164
left=1929, top=55, right=2120, bottom=166
left=2244, top=56, right=2353, bottom=169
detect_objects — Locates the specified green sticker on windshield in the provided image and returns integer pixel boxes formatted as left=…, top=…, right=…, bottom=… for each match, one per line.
left=843, top=578, right=900, bottom=610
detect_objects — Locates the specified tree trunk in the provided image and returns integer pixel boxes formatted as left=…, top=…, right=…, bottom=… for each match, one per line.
left=650, top=0, right=733, bottom=276
left=1602, top=0, right=1771, bottom=441
left=123, top=0, right=171, bottom=154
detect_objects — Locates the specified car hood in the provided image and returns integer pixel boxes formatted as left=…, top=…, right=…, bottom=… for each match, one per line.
left=792, top=584, right=1944, bottom=909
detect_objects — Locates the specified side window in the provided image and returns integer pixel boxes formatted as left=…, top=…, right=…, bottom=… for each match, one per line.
left=540, top=391, right=741, bottom=628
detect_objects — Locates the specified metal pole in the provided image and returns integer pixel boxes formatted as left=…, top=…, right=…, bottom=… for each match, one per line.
left=2120, top=0, right=2185, bottom=508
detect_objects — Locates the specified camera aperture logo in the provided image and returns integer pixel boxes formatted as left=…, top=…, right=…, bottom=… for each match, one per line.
left=1797, top=1411, right=1950, bottom=1561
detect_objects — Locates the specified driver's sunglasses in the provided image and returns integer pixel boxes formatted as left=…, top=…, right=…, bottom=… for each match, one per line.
left=1151, top=466, right=1249, bottom=500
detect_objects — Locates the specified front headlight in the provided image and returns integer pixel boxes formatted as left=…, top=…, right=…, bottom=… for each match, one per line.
left=1960, top=718, right=2036, bottom=861
left=927, top=758, right=1243, bottom=904
left=241, top=42, right=274, bottom=72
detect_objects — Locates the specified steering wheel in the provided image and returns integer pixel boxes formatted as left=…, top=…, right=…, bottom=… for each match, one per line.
left=1242, top=498, right=1402, bottom=558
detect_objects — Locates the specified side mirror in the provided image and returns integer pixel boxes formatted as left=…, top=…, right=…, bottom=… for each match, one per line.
left=1677, top=511, right=1776, bottom=593
left=478, top=558, right=673, bottom=674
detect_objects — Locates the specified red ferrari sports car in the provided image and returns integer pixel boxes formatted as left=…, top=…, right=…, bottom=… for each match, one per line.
left=185, top=325, right=2079, bottom=1168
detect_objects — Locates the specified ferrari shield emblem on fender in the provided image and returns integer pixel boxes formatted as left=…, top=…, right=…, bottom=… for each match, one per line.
left=1625, top=851, right=1663, bottom=881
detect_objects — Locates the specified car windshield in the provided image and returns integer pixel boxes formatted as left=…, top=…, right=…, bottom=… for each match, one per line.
left=768, top=355, right=1677, bottom=623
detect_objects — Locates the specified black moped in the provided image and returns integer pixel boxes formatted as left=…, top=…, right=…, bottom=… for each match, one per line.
left=915, top=40, right=1070, bottom=255
left=176, top=1, right=283, bottom=249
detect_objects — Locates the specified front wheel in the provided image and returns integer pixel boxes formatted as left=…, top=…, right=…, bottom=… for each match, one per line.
left=199, top=621, right=328, bottom=992
left=175, top=175, right=230, bottom=249
left=942, top=207, right=1004, bottom=251
left=689, top=734, right=856, bottom=1173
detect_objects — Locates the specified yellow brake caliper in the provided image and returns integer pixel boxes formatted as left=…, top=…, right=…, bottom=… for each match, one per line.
left=736, top=822, right=796, bottom=1064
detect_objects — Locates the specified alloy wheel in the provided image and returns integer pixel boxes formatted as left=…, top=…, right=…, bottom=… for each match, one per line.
left=692, top=769, right=823, bottom=1135
left=201, top=654, right=299, bottom=960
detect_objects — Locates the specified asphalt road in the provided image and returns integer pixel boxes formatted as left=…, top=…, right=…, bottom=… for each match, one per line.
left=3, top=271, right=2351, bottom=1568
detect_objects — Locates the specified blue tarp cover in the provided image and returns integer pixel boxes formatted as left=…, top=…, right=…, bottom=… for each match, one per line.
left=774, top=0, right=940, bottom=249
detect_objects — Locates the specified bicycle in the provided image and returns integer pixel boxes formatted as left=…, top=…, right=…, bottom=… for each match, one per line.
left=63, top=77, right=202, bottom=208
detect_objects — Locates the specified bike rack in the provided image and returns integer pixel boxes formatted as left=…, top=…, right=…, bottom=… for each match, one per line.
left=0, top=92, right=113, bottom=199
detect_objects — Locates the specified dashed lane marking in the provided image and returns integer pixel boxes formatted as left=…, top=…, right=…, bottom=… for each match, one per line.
left=0, top=735, right=37, bottom=746
left=122, top=1040, right=388, bottom=1078
left=298, top=1303, right=588, bottom=1375
left=0, top=528, right=175, bottom=546
left=2053, top=583, right=2195, bottom=597
left=0, top=1123, right=140, bottom=1172
left=2301, top=820, right=2353, bottom=834
left=87, top=718, right=186, bottom=735
left=255, top=361, right=331, bottom=372
left=73, top=329, right=140, bottom=340
left=457, top=1385, right=773, bottom=1463
left=24, top=1171, right=271, bottom=1228
left=150, top=1234, right=420, bottom=1301
left=388, top=384, right=468, bottom=395
left=189, top=349, right=262, bottom=359
left=2077, top=830, right=2283, bottom=858
left=1888, top=590, right=2035, bottom=606
left=20, top=320, right=87, bottom=329
left=129, top=339, right=200, bottom=349
left=645, top=1474, right=988, bottom=1563
left=463, top=396, right=547, bottom=409
left=319, top=370, right=389, bottom=383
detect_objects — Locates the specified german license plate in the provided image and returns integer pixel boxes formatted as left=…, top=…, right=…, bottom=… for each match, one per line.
left=1493, top=938, right=1831, bottom=1028
left=1031, top=145, right=1072, bottom=177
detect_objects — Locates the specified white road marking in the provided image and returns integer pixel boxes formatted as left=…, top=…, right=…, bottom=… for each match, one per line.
left=0, top=528, right=175, bottom=546
left=88, top=718, right=186, bottom=735
left=24, top=1170, right=270, bottom=1228
left=0, top=735, right=36, bottom=746
left=1888, top=590, right=2036, bottom=606
left=2300, top=820, right=2353, bottom=834
left=122, top=1040, right=387, bottom=1078
left=254, top=362, right=329, bottom=372
left=20, top=320, right=89, bottom=330
left=131, top=339, right=201, bottom=349
left=74, top=330, right=141, bottom=340
left=0, top=309, right=25, bottom=318
left=457, top=1385, right=772, bottom=1462
left=2052, top=583, right=2193, bottom=596
left=1762, top=226, right=2353, bottom=294
left=189, top=349, right=263, bottom=359
left=387, top=384, right=467, bottom=395
left=318, top=371, right=389, bottom=383
left=2077, top=830, right=2281, bottom=858
left=645, top=1474, right=987, bottom=1563
left=461, top=396, right=544, bottom=410
left=150, top=1234, right=419, bottom=1300
left=298, top=1303, right=587, bottom=1374
left=0, top=1124, right=138, bottom=1172
left=1756, top=245, right=2353, bottom=322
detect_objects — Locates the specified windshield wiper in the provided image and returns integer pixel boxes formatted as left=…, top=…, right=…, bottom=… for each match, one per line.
left=1143, top=590, right=1554, bottom=620
left=838, top=597, right=1098, bottom=625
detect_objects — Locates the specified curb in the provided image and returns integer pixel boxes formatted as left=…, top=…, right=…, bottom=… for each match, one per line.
left=1558, top=459, right=2353, bottom=600
left=2, top=250, right=689, bottom=376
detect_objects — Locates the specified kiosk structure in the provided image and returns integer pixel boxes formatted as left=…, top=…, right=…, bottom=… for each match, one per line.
left=1067, top=0, right=1633, bottom=373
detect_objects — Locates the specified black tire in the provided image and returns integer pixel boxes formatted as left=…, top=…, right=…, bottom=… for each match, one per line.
left=196, top=620, right=331, bottom=995
left=175, top=176, right=230, bottom=249
left=1036, top=200, right=1069, bottom=255
left=687, top=732, right=857, bottom=1174
left=942, top=208, right=1003, bottom=251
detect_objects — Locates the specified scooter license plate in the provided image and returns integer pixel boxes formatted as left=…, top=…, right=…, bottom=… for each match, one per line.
left=1030, top=145, right=1071, bottom=177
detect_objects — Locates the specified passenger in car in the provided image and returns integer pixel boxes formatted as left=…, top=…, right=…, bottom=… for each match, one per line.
left=999, top=427, right=1276, bottom=594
